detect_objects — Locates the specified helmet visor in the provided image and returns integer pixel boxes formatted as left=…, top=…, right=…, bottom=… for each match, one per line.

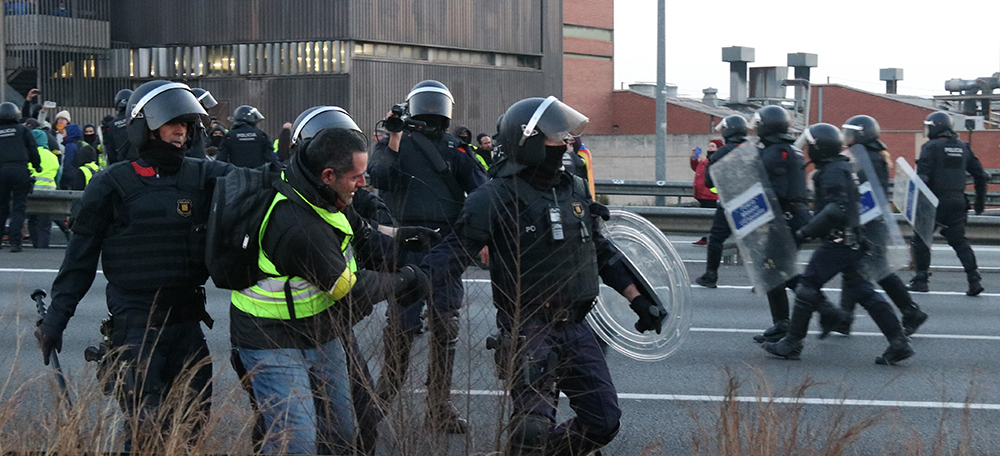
left=196, top=90, right=218, bottom=109
left=519, top=96, right=589, bottom=146
left=407, top=87, right=454, bottom=119
left=792, top=128, right=814, bottom=151
left=293, top=106, right=361, bottom=142
left=130, top=83, right=208, bottom=131
left=841, top=123, right=863, bottom=145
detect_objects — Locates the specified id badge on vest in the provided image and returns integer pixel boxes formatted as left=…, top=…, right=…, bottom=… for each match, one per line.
left=548, top=205, right=564, bottom=242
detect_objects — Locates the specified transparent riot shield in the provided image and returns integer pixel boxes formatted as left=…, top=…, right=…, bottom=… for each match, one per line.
left=893, top=157, right=939, bottom=247
left=588, top=210, right=691, bottom=362
left=848, top=145, right=908, bottom=282
left=709, top=141, right=799, bottom=293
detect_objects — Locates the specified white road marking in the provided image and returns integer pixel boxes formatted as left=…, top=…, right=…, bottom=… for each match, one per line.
left=451, top=389, right=1000, bottom=411
left=690, top=328, right=1000, bottom=341
left=680, top=259, right=1000, bottom=272
left=701, top=284, right=1000, bottom=298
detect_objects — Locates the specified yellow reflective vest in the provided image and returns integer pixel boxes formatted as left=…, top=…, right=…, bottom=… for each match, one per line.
left=231, top=185, right=357, bottom=320
left=30, top=147, right=59, bottom=191
left=79, top=162, right=100, bottom=187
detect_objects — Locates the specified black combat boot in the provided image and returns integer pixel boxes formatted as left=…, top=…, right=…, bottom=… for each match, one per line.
left=752, top=319, right=788, bottom=344
left=967, top=271, right=984, bottom=297
left=817, top=299, right=853, bottom=339
left=876, top=338, right=915, bottom=365
left=762, top=305, right=811, bottom=360
left=908, top=271, right=930, bottom=293
left=901, top=304, right=929, bottom=336
left=695, top=270, right=718, bottom=288
left=375, top=326, right=413, bottom=409
left=866, top=299, right=916, bottom=365
left=425, top=344, right=468, bottom=434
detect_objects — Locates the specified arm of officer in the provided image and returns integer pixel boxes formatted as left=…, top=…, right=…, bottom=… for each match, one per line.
left=796, top=170, right=849, bottom=241
left=966, top=149, right=989, bottom=213
left=24, top=128, right=40, bottom=172
left=367, top=139, right=400, bottom=191
left=44, top=173, right=113, bottom=331
left=420, top=187, right=493, bottom=282
left=915, top=142, right=935, bottom=186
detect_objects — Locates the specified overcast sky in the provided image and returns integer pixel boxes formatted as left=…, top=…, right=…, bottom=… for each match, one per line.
left=613, top=0, right=1000, bottom=100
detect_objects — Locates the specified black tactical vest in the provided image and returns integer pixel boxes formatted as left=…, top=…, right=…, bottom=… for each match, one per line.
left=814, top=159, right=860, bottom=235
left=222, top=124, right=269, bottom=168
left=99, top=158, right=211, bottom=290
left=488, top=174, right=600, bottom=316
left=0, top=124, right=32, bottom=166
left=760, top=142, right=808, bottom=208
left=926, top=138, right=973, bottom=197
left=384, top=133, right=466, bottom=225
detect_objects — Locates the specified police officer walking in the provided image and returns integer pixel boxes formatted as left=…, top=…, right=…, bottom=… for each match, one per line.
left=104, top=88, right=133, bottom=164
left=0, top=101, right=40, bottom=252
left=763, top=123, right=913, bottom=365
left=748, top=106, right=812, bottom=344
left=834, top=115, right=928, bottom=336
left=695, top=115, right=747, bottom=288
left=368, top=80, right=487, bottom=433
left=217, top=105, right=276, bottom=168
left=34, top=81, right=233, bottom=451
left=908, top=111, right=990, bottom=296
left=421, top=96, right=666, bottom=455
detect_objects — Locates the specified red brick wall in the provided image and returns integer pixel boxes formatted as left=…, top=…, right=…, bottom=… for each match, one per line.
left=610, top=91, right=721, bottom=135
left=564, top=0, right=613, bottom=28
left=564, top=56, right=615, bottom=134
left=809, top=85, right=933, bottom=131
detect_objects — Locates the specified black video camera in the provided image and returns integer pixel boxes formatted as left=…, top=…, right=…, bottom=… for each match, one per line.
left=384, top=102, right=427, bottom=133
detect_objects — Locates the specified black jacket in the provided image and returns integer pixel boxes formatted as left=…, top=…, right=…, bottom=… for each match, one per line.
left=217, top=122, right=275, bottom=168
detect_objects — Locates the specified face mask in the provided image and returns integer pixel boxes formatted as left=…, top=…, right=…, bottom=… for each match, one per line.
left=540, top=144, right=567, bottom=172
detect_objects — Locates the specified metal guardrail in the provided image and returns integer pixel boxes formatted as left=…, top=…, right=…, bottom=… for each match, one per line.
left=26, top=190, right=84, bottom=216
left=618, top=206, right=1000, bottom=245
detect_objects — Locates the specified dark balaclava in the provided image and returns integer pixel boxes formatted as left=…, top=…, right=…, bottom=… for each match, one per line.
left=518, top=143, right=567, bottom=190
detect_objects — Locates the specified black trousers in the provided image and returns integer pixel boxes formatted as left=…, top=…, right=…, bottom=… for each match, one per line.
left=704, top=206, right=732, bottom=273
left=911, top=197, right=978, bottom=277
left=0, top=166, right=32, bottom=247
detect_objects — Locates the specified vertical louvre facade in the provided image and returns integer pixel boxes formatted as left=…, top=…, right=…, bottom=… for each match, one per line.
left=5, top=0, right=562, bottom=133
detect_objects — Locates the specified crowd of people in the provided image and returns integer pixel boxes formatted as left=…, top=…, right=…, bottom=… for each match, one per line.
left=0, top=77, right=987, bottom=455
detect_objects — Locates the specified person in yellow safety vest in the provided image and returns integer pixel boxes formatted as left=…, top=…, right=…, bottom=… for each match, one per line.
left=230, top=127, right=430, bottom=455
left=27, top=129, right=59, bottom=248
left=58, top=144, right=99, bottom=191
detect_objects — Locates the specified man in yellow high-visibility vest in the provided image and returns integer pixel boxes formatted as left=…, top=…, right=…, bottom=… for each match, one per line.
left=27, top=128, right=59, bottom=248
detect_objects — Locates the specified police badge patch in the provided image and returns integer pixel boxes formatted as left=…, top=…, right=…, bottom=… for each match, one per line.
left=572, top=202, right=585, bottom=218
left=177, top=199, right=193, bottom=217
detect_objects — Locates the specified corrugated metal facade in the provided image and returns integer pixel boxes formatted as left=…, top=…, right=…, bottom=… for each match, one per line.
left=349, top=0, right=542, bottom=55
left=109, top=0, right=350, bottom=46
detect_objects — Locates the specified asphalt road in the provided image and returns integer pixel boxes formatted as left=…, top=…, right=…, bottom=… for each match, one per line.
left=0, top=238, right=998, bottom=455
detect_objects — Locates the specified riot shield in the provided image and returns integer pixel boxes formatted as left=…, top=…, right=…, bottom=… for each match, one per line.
left=588, top=210, right=691, bottom=362
left=709, top=141, right=799, bottom=293
left=892, top=157, right=939, bottom=247
left=848, top=145, right=908, bottom=282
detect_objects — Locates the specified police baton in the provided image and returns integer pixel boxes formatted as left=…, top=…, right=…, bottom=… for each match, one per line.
left=32, top=289, right=73, bottom=409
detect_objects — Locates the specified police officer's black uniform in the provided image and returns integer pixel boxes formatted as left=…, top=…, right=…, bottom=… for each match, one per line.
left=0, top=101, right=40, bottom=252
left=909, top=111, right=990, bottom=296
left=836, top=115, right=927, bottom=336
left=763, top=123, right=914, bottom=365
left=104, top=89, right=133, bottom=164
left=695, top=115, right=747, bottom=288
left=35, top=81, right=233, bottom=451
left=367, top=80, right=487, bottom=433
left=217, top=105, right=275, bottom=168
left=421, top=96, right=664, bottom=456
left=748, top=106, right=811, bottom=344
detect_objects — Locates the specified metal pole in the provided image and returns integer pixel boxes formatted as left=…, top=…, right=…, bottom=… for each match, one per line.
left=654, top=0, right=666, bottom=206
left=1, top=2, right=6, bottom=104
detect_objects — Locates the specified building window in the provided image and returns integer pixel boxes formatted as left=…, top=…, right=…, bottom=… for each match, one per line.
left=351, top=41, right=539, bottom=70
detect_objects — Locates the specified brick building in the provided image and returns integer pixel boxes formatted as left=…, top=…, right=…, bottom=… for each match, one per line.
left=562, top=0, right=615, bottom=134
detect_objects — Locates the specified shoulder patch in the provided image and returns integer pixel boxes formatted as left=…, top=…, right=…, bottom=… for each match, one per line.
left=131, top=161, right=156, bottom=177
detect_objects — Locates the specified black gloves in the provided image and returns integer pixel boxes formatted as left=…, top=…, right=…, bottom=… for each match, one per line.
left=397, top=226, right=441, bottom=251
left=393, top=265, right=430, bottom=307
left=34, top=321, right=63, bottom=366
left=629, top=294, right=667, bottom=334
left=793, top=229, right=808, bottom=246
left=589, top=201, right=611, bottom=221
left=975, top=199, right=985, bottom=215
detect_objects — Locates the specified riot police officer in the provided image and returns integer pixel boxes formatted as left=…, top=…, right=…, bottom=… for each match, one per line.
left=695, top=115, right=747, bottom=288
left=185, top=88, right=217, bottom=160
left=217, top=105, right=276, bottom=168
left=909, top=111, right=989, bottom=296
left=421, top=96, right=664, bottom=455
left=834, top=115, right=928, bottom=336
left=368, top=80, right=487, bottom=433
left=763, top=123, right=913, bottom=365
left=104, top=88, right=133, bottom=164
left=748, top=106, right=811, bottom=344
left=0, top=101, right=40, bottom=253
left=34, top=80, right=233, bottom=451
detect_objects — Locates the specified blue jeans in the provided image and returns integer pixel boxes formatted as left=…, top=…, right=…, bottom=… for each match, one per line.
left=239, top=338, right=354, bottom=455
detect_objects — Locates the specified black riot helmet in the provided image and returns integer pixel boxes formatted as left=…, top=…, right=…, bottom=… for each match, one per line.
left=0, top=102, right=20, bottom=123
left=923, top=111, right=955, bottom=139
left=750, top=106, right=791, bottom=142
left=231, top=105, right=265, bottom=126
left=498, top=96, right=589, bottom=168
left=190, top=88, right=218, bottom=110
left=292, top=106, right=363, bottom=144
left=797, top=123, right=843, bottom=163
left=842, top=115, right=885, bottom=150
left=126, top=80, right=208, bottom=150
left=114, top=89, right=133, bottom=113
left=715, top=115, right=748, bottom=143
left=406, top=80, right=454, bottom=121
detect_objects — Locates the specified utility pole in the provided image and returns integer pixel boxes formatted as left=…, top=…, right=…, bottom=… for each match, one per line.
left=654, top=0, right=666, bottom=206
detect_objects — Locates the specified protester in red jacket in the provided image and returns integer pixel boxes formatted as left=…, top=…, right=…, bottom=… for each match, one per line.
left=690, top=139, right=722, bottom=244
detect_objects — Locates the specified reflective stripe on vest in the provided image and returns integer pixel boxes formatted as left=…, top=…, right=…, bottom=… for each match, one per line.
left=30, top=147, right=59, bottom=190
left=80, top=163, right=99, bottom=186
left=231, top=185, right=357, bottom=320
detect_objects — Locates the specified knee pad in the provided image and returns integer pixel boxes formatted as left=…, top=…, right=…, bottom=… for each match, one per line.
left=431, top=314, right=460, bottom=346
left=509, top=414, right=552, bottom=454
left=794, top=283, right=823, bottom=309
